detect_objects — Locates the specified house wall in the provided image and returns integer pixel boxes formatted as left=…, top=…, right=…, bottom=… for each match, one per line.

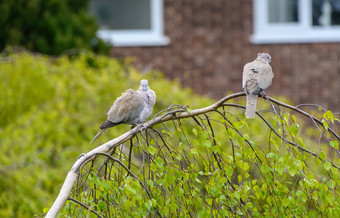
left=111, top=0, right=340, bottom=111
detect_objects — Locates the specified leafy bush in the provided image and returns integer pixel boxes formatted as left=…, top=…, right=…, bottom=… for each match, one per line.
left=0, top=0, right=109, bottom=55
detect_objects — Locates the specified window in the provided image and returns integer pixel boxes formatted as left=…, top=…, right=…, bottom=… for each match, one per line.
left=252, top=0, right=340, bottom=44
left=89, top=0, right=170, bottom=47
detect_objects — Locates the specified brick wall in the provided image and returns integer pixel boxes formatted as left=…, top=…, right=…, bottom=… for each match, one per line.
left=111, top=0, right=340, bottom=111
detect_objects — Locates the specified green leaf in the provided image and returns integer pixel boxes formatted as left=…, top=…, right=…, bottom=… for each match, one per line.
left=260, top=165, right=272, bottom=174
left=296, top=137, right=306, bottom=149
left=212, top=145, right=220, bottom=153
left=175, top=154, right=182, bottom=161
left=233, top=121, right=244, bottom=130
left=319, top=151, right=326, bottom=162
left=238, top=175, right=243, bottom=183
left=43, top=207, right=49, bottom=213
left=200, top=131, right=208, bottom=140
left=237, top=160, right=249, bottom=171
left=282, top=198, right=290, bottom=207
left=174, top=187, right=184, bottom=195
left=144, top=200, right=152, bottom=210
left=323, top=110, right=335, bottom=123
left=243, top=134, right=250, bottom=140
left=219, top=195, right=226, bottom=200
left=98, top=200, right=107, bottom=211
left=157, top=179, right=164, bottom=186
left=154, top=157, right=164, bottom=167
left=192, top=128, right=198, bottom=136
left=296, top=190, right=303, bottom=197
left=242, top=162, right=250, bottom=171
left=210, top=186, right=219, bottom=197
left=288, top=165, right=297, bottom=177
left=266, top=153, right=275, bottom=159
left=292, top=115, right=297, bottom=123
left=328, top=180, right=335, bottom=189
left=127, top=186, right=137, bottom=195
left=203, top=140, right=212, bottom=148
left=237, top=137, right=245, bottom=146
left=190, top=148, right=198, bottom=155
left=151, top=198, right=157, bottom=207
left=91, top=174, right=100, bottom=185
left=234, top=191, right=241, bottom=200
left=147, top=179, right=154, bottom=187
left=148, top=146, right=157, bottom=155
left=289, top=123, right=299, bottom=136
left=236, top=210, right=243, bottom=215
left=276, top=164, right=284, bottom=175
left=322, top=119, right=329, bottom=130
left=101, top=180, right=110, bottom=191
left=190, top=173, right=197, bottom=180
left=220, top=177, right=228, bottom=184
left=324, top=161, right=332, bottom=171
left=326, top=193, right=334, bottom=204
left=227, top=128, right=235, bottom=138
left=329, top=140, right=339, bottom=149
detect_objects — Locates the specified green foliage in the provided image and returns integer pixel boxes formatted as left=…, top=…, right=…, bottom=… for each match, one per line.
left=0, top=51, right=212, bottom=217
left=0, top=0, right=109, bottom=55
left=57, top=93, right=339, bottom=216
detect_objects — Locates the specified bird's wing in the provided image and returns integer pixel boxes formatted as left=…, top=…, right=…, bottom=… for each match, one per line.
left=136, top=89, right=157, bottom=123
left=257, top=64, right=273, bottom=90
left=146, top=89, right=156, bottom=106
left=107, top=89, right=145, bottom=124
left=243, top=62, right=259, bottom=94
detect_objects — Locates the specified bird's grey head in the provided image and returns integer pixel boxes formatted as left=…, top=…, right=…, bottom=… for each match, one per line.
left=257, top=53, right=272, bottom=64
left=139, top=79, right=149, bottom=91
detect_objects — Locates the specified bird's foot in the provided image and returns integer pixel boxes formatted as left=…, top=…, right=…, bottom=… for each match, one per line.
left=136, top=123, right=147, bottom=131
left=260, top=92, right=268, bottom=98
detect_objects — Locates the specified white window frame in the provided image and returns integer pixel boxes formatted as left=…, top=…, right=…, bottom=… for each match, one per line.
left=251, top=0, right=340, bottom=44
left=96, top=0, right=170, bottom=47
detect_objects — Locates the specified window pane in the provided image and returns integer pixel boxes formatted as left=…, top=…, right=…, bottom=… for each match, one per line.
left=268, top=0, right=298, bottom=23
left=89, top=0, right=151, bottom=30
left=313, top=0, right=340, bottom=26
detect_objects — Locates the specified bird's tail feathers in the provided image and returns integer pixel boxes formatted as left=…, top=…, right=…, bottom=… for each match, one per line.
left=245, top=94, right=258, bottom=119
left=90, top=129, right=107, bottom=144
left=100, top=120, right=119, bottom=129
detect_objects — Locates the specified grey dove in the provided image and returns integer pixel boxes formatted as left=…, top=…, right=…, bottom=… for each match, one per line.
left=242, top=53, right=274, bottom=119
left=90, top=79, right=156, bottom=144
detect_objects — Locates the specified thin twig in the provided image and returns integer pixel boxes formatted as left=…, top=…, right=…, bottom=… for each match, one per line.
left=68, top=197, right=103, bottom=218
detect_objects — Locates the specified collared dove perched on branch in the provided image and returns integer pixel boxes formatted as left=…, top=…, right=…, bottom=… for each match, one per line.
left=242, top=53, right=274, bottom=119
left=90, top=79, right=156, bottom=144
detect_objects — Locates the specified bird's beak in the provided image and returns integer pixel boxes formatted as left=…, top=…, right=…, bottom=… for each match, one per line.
left=269, top=59, right=273, bottom=63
